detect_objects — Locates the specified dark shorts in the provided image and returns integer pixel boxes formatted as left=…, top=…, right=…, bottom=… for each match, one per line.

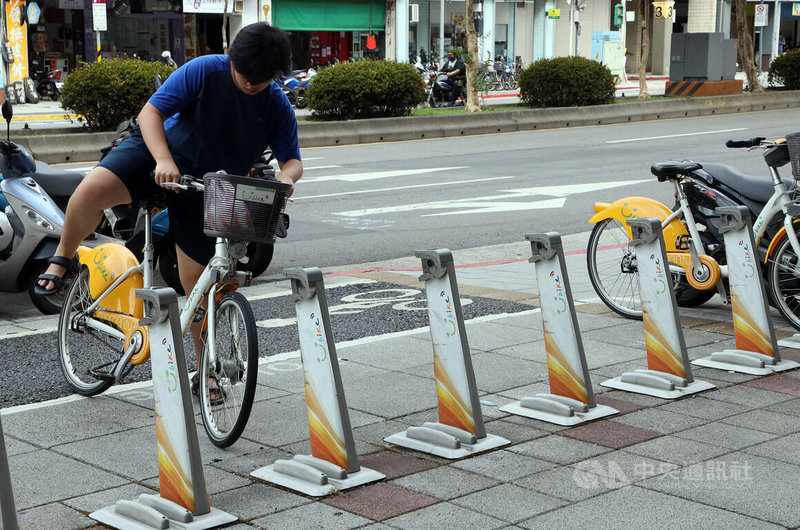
left=97, top=129, right=215, bottom=264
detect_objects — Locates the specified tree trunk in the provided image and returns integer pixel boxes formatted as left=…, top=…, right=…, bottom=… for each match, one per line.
left=464, top=0, right=481, bottom=112
left=222, top=0, right=229, bottom=54
left=638, top=0, right=650, bottom=99
left=734, top=0, right=763, bottom=92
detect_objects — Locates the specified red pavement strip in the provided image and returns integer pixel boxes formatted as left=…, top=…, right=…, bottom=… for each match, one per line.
left=359, top=451, right=439, bottom=480
left=322, top=482, right=439, bottom=521
left=325, top=247, right=594, bottom=277
left=558, top=420, right=662, bottom=450
left=744, top=373, right=800, bottom=397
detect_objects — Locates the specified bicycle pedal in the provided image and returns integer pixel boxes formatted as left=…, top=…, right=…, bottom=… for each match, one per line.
left=675, top=234, right=691, bottom=251
left=91, top=371, right=116, bottom=381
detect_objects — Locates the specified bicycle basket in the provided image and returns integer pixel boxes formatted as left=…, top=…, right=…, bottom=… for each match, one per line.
left=787, top=132, right=800, bottom=178
left=203, top=172, right=291, bottom=244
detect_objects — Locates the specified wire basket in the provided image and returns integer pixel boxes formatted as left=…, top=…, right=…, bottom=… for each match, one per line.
left=203, top=172, right=291, bottom=244
left=787, top=132, right=800, bottom=179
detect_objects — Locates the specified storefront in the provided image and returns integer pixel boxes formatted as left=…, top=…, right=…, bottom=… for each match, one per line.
left=272, top=0, right=385, bottom=68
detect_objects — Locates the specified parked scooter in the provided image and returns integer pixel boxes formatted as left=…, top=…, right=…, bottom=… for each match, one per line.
left=280, top=68, right=317, bottom=109
left=0, top=100, right=67, bottom=314
left=34, top=69, right=63, bottom=101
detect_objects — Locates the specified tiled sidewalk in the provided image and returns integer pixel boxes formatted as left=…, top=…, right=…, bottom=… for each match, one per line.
left=4, top=235, right=800, bottom=528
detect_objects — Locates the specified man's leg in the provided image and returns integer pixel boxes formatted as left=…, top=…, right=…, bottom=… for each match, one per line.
left=38, top=167, right=132, bottom=291
left=175, top=243, right=208, bottom=356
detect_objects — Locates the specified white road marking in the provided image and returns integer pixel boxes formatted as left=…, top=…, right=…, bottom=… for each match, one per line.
left=302, top=167, right=468, bottom=183
left=295, top=176, right=514, bottom=200
left=606, top=128, right=747, bottom=144
left=336, top=179, right=647, bottom=217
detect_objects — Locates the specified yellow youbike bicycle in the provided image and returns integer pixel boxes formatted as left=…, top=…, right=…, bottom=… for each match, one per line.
left=57, top=172, right=291, bottom=447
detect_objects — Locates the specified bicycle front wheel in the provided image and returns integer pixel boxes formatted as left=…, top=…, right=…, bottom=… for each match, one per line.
left=766, top=230, right=800, bottom=331
left=587, top=218, right=643, bottom=319
left=58, top=267, right=118, bottom=395
left=199, top=291, right=258, bottom=447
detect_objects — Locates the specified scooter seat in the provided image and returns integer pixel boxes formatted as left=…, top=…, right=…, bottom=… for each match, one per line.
left=30, top=160, right=85, bottom=199
left=650, top=161, right=703, bottom=181
left=699, top=162, right=793, bottom=204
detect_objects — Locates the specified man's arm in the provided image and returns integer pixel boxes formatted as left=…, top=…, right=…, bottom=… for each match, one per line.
left=138, top=102, right=181, bottom=188
left=277, top=158, right=303, bottom=197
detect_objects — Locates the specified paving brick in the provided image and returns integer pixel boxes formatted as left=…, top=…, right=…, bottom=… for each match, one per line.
left=559, top=420, right=662, bottom=449
left=450, top=483, right=566, bottom=523
left=507, top=434, right=612, bottom=465
left=322, top=482, right=439, bottom=522
left=390, top=465, right=501, bottom=500
left=358, top=450, right=439, bottom=480
left=384, top=501, right=506, bottom=529
left=744, top=374, right=800, bottom=397
left=594, top=396, right=646, bottom=415
left=251, top=501, right=371, bottom=529
left=451, top=449, right=556, bottom=481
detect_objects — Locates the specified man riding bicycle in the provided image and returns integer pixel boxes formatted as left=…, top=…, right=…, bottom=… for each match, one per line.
left=36, top=23, right=303, bottom=385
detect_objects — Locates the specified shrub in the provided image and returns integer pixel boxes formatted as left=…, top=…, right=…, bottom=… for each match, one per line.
left=519, top=56, right=615, bottom=108
left=769, top=50, right=800, bottom=90
left=60, top=59, right=175, bottom=131
left=307, top=60, right=426, bottom=121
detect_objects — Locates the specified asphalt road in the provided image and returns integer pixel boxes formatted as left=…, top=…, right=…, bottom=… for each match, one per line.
left=2, top=108, right=798, bottom=406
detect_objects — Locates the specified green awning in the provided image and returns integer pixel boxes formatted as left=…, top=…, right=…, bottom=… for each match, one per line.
left=273, top=0, right=385, bottom=32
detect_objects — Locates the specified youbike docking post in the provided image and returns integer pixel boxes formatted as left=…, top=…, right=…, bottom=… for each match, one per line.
left=0, top=415, right=19, bottom=530
left=251, top=268, right=384, bottom=496
left=91, top=288, right=237, bottom=530
left=600, top=218, right=716, bottom=399
left=384, top=250, right=510, bottom=458
left=500, top=233, right=618, bottom=425
left=694, top=207, right=800, bottom=374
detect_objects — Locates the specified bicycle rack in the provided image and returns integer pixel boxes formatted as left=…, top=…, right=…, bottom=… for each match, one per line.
left=384, top=249, right=510, bottom=458
left=251, top=268, right=384, bottom=496
left=91, top=287, right=237, bottom=529
left=601, top=218, right=716, bottom=399
left=693, top=206, right=800, bottom=374
left=0, top=415, right=18, bottom=530
left=500, top=233, right=618, bottom=425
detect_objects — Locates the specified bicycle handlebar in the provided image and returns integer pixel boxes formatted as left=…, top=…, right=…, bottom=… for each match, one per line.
left=150, top=170, right=205, bottom=191
left=726, top=137, right=766, bottom=148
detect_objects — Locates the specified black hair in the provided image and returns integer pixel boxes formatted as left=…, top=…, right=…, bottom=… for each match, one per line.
left=228, top=22, right=292, bottom=84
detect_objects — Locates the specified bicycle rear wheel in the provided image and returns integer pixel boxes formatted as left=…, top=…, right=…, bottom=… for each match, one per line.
left=766, top=230, right=800, bottom=332
left=587, top=218, right=643, bottom=319
left=58, top=267, right=119, bottom=396
left=199, top=291, right=258, bottom=447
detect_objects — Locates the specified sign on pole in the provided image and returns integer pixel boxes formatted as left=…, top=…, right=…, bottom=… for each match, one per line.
left=92, top=0, right=107, bottom=31
left=755, top=3, right=768, bottom=27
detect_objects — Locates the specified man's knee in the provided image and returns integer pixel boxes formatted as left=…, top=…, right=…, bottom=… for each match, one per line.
left=75, top=167, right=131, bottom=209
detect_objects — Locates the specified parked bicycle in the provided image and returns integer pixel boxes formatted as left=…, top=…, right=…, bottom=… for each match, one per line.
left=58, top=172, right=291, bottom=447
left=587, top=134, right=800, bottom=331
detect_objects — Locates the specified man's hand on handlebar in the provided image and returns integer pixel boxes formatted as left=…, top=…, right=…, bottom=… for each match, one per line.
left=153, top=159, right=182, bottom=192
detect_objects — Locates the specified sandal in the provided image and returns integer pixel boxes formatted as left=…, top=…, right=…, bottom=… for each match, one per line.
left=191, top=373, right=226, bottom=405
left=34, top=255, right=80, bottom=296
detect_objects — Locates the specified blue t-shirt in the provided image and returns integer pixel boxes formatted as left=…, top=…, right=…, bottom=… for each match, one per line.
left=148, top=55, right=300, bottom=176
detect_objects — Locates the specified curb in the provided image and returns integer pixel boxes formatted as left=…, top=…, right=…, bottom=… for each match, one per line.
left=15, top=90, right=800, bottom=164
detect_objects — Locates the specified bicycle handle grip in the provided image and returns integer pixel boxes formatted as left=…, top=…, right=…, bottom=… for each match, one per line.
left=726, top=137, right=766, bottom=148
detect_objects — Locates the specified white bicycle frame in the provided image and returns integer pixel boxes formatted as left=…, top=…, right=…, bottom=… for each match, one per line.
left=79, top=180, right=248, bottom=381
left=662, top=158, right=800, bottom=291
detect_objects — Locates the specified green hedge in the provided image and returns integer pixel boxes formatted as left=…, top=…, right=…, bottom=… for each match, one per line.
left=307, top=60, right=426, bottom=120
left=519, top=56, right=615, bottom=108
left=769, top=50, right=800, bottom=90
left=60, top=59, right=175, bottom=131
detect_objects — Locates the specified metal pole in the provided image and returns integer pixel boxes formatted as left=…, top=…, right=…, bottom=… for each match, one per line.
left=440, top=0, right=445, bottom=61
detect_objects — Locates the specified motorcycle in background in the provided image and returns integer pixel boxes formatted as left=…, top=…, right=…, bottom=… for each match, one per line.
left=34, top=70, right=62, bottom=101
left=0, top=100, right=67, bottom=314
left=280, top=68, right=317, bottom=109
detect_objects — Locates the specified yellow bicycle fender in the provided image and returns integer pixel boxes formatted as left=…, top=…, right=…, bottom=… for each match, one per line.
left=765, top=218, right=800, bottom=263
left=77, top=243, right=144, bottom=317
left=589, top=197, right=689, bottom=252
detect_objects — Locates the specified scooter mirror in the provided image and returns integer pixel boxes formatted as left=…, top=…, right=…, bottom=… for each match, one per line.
left=2, top=99, right=13, bottom=123
left=115, top=119, right=130, bottom=134
left=152, top=74, right=163, bottom=93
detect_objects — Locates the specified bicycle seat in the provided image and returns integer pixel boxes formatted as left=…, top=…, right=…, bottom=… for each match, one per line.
left=698, top=162, right=792, bottom=204
left=650, top=161, right=703, bottom=182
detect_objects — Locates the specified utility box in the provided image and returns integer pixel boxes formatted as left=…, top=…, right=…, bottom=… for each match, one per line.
left=670, top=32, right=736, bottom=82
